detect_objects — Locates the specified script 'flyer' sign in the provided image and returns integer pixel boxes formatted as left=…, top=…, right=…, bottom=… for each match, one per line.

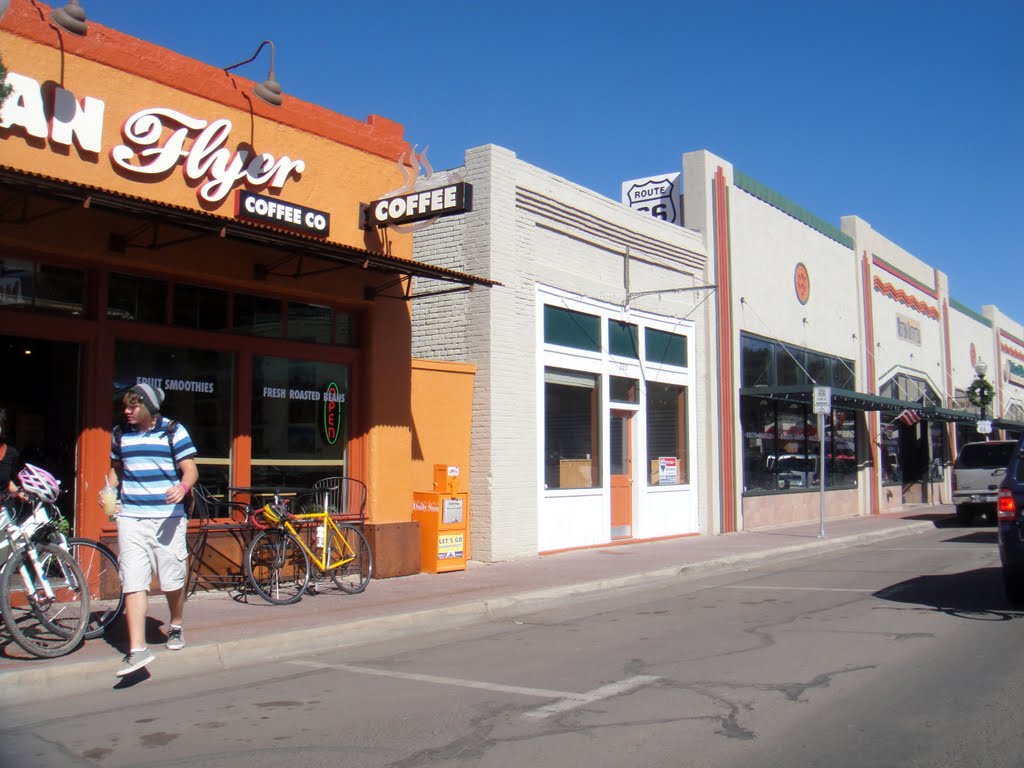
left=622, top=173, right=682, bottom=225
left=437, top=533, right=464, bottom=560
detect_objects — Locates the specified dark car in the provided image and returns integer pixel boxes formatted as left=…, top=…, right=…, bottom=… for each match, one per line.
left=996, top=437, right=1024, bottom=602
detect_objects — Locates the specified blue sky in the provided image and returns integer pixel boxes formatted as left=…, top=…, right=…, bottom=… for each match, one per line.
left=78, top=1, right=1023, bottom=317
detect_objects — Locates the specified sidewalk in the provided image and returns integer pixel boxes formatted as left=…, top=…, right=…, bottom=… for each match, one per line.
left=0, top=509, right=950, bottom=703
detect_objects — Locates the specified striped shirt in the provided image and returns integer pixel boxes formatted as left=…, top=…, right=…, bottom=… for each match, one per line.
left=111, top=417, right=197, bottom=520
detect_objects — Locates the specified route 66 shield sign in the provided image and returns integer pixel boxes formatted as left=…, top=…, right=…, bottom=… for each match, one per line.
left=622, top=175, right=680, bottom=224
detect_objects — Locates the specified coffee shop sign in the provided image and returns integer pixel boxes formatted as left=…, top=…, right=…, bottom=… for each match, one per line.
left=0, top=73, right=304, bottom=204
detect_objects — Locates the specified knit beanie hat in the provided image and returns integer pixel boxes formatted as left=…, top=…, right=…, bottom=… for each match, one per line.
left=130, top=383, right=165, bottom=414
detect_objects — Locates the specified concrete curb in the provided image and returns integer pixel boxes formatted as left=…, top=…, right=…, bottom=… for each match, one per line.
left=0, top=520, right=936, bottom=704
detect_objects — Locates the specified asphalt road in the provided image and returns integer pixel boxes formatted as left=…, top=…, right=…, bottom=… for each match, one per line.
left=1, top=523, right=1020, bottom=768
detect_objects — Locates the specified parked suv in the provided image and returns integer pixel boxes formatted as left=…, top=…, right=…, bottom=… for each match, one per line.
left=952, top=440, right=1016, bottom=525
left=996, top=437, right=1024, bottom=602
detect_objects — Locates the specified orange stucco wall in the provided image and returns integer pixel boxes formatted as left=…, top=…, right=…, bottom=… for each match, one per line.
left=410, top=359, right=476, bottom=496
left=0, top=1, right=430, bottom=543
left=1, top=0, right=412, bottom=260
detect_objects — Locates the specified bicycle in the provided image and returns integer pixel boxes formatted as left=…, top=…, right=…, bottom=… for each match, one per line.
left=0, top=465, right=90, bottom=658
left=16, top=466, right=125, bottom=640
left=244, top=492, right=373, bottom=605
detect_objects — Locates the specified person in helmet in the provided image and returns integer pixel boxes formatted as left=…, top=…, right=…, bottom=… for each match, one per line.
left=103, top=383, right=198, bottom=678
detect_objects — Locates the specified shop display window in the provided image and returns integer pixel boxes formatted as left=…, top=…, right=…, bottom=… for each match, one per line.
left=234, top=294, right=282, bottom=337
left=741, top=396, right=858, bottom=494
left=544, top=368, right=600, bottom=489
left=251, top=356, right=348, bottom=490
left=172, top=283, right=228, bottom=331
left=610, top=376, right=638, bottom=404
left=0, top=258, right=85, bottom=316
left=108, top=272, right=167, bottom=323
left=645, top=328, right=687, bottom=367
left=113, top=342, right=233, bottom=493
left=777, top=344, right=807, bottom=386
left=543, top=305, right=600, bottom=352
left=740, top=336, right=774, bottom=387
left=646, top=382, right=688, bottom=485
left=742, top=397, right=778, bottom=491
left=880, top=421, right=901, bottom=485
left=608, top=320, right=639, bottom=359
left=334, top=313, right=355, bottom=346
left=287, top=301, right=332, bottom=344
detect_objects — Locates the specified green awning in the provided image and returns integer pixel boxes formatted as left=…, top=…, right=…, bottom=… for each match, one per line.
left=924, top=406, right=979, bottom=424
left=993, top=418, right=1024, bottom=432
left=739, top=385, right=920, bottom=413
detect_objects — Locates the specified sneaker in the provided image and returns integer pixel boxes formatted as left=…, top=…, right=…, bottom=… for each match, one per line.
left=117, top=650, right=154, bottom=677
left=166, top=626, right=185, bottom=651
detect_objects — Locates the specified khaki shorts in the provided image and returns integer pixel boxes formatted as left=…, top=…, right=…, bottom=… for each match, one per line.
left=117, top=516, right=188, bottom=593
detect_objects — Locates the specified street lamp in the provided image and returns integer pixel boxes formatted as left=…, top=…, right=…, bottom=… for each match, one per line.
left=968, top=358, right=995, bottom=438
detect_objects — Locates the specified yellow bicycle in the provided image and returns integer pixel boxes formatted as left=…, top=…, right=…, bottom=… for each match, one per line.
left=244, top=497, right=373, bottom=604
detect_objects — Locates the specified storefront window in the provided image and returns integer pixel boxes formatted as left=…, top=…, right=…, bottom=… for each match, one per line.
left=234, top=294, right=282, bottom=337
left=173, top=284, right=228, bottom=331
left=832, top=358, right=855, bottom=390
left=287, top=302, right=332, bottom=344
left=646, top=382, right=688, bottom=485
left=108, top=273, right=167, bottom=323
left=645, top=328, right=687, bottom=367
left=608, top=320, right=639, bottom=359
left=741, top=396, right=778, bottom=491
left=829, top=409, right=858, bottom=487
left=37, top=264, right=85, bottom=316
left=741, top=336, right=774, bottom=387
left=777, top=344, right=807, bottom=386
left=742, top=397, right=858, bottom=494
left=251, top=356, right=348, bottom=489
left=544, top=368, right=600, bottom=489
left=610, top=376, right=638, bottom=403
left=113, top=342, right=233, bottom=491
left=880, top=421, right=901, bottom=485
left=0, top=259, right=85, bottom=316
left=543, top=305, right=600, bottom=352
left=334, top=313, right=355, bottom=346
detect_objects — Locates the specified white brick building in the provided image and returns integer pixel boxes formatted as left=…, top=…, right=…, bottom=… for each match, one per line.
left=412, top=145, right=710, bottom=560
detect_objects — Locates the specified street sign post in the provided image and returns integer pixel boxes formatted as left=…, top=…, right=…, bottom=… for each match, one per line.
left=812, top=386, right=831, bottom=539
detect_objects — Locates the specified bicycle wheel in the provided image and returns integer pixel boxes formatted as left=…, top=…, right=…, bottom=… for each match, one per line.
left=1, top=543, right=89, bottom=658
left=244, top=529, right=310, bottom=605
left=66, top=538, right=124, bottom=639
left=327, top=523, right=373, bottom=594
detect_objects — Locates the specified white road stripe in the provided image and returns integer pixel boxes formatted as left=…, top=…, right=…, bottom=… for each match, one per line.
left=523, top=675, right=661, bottom=720
left=722, top=585, right=876, bottom=593
left=288, top=661, right=661, bottom=721
left=289, top=659, right=576, bottom=699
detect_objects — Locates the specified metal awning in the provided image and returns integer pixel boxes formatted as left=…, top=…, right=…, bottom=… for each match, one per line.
left=740, top=385, right=994, bottom=425
left=0, top=166, right=499, bottom=290
left=993, top=418, right=1024, bottom=432
left=924, top=406, right=979, bottom=424
left=739, top=385, right=921, bottom=413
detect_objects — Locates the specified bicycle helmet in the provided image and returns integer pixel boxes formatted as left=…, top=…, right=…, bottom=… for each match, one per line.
left=18, top=464, right=60, bottom=503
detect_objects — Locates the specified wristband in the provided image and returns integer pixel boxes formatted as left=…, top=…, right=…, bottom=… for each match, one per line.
left=179, top=482, right=190, bottom=493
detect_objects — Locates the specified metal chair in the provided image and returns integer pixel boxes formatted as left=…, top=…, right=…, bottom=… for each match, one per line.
left=312, top=476, right=367, bottom=523
left=186, top=484, right=257, bottom=597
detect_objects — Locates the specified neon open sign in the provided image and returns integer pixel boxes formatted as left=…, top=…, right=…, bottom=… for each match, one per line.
left=323, top=381, right=343, bottom=445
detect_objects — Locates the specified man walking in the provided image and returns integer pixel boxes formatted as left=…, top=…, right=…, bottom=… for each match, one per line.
left=104, top=383, right=198, bottom=677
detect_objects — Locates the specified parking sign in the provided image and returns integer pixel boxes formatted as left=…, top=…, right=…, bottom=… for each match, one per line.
left=813, top=386, right=832, bottom=414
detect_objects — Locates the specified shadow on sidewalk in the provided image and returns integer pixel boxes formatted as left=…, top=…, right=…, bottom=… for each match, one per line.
left=874, top=567, right=1024, bottom=622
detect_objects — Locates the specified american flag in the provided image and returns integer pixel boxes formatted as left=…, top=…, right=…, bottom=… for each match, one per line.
left=898, top=408, right=922, bottom=426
